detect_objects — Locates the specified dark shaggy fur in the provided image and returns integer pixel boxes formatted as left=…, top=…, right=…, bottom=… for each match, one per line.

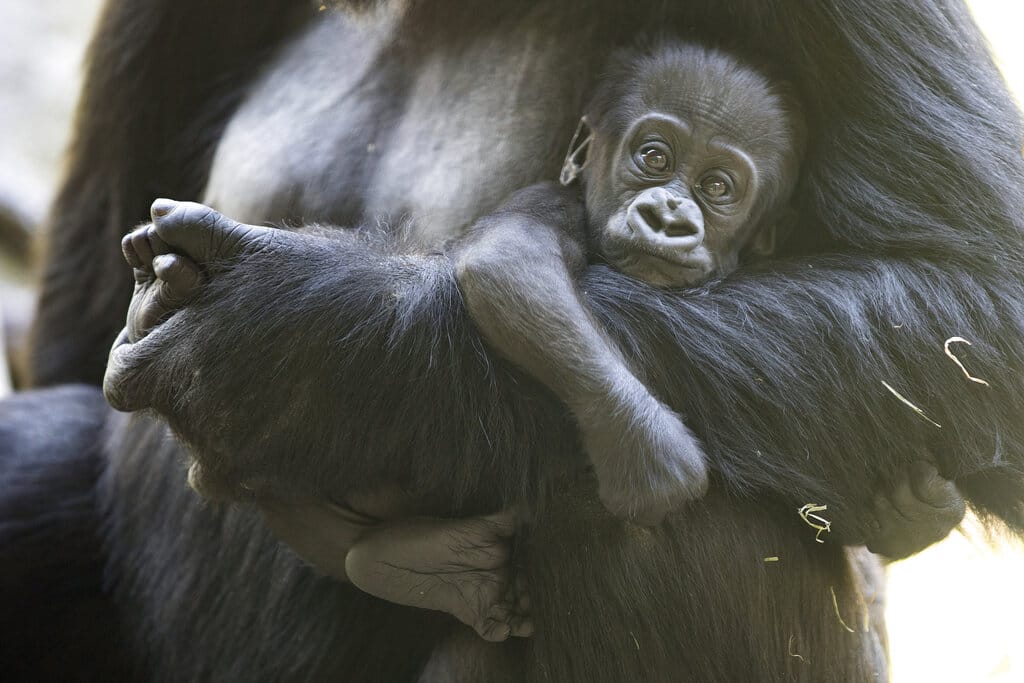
left=7, top=0, right=1024, bottom=681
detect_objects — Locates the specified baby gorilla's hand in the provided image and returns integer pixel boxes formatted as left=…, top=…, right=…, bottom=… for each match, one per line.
left=344, top=512, right=532, bottom=642
left=119, top=199, right=278, bottom=342
left=866, top=461, right=965, bottom=559
left=584, top=395, right=709, bottom=526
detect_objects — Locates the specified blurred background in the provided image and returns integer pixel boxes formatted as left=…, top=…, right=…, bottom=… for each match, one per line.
left=0, top=1, right=1022, bottom=680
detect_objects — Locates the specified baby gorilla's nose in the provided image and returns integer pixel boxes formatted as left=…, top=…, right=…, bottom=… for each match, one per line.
left=629, top=188, right=704, bottom=248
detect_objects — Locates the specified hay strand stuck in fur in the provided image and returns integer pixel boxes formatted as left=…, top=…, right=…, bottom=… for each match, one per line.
left=798, top=503, right=831, bottom=543
left=881, top=381, right=942, bottom=428
left=788, top=635, right=805, bottom=662
left=830, top=586, right=855, bottom=633
left=943, top=336, right=990, bottom=386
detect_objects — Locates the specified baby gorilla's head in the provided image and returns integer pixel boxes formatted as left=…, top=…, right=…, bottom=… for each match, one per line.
left=580, top=41, right=804, bottom=287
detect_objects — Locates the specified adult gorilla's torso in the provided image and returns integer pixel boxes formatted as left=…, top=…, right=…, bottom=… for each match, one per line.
left=107, top=5, right=885, bottom=681
left=205, top=7, right=589, bottom=245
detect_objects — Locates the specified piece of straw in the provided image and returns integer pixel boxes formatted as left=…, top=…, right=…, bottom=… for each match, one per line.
left=881, top=381, right=942, bottom=428
left=943, top=336, right=990, bottom=387
left=830, top=586, right=855, bottom=633
left=798, top=504, right=831, bottom=543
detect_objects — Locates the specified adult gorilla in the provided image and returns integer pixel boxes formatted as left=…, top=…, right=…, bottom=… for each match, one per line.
left=10, top=0, right=1024, bottom=681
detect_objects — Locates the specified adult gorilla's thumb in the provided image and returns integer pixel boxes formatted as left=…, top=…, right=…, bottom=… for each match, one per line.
left=102, top=328, right=157, bottom=412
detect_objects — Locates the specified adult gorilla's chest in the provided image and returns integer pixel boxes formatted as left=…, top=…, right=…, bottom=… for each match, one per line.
left=203, top=9, right=590, bottom=244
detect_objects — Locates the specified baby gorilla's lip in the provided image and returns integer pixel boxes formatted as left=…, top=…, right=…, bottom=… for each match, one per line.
left=613, top=250, right=710, bottom=288
left=604, top=231, right=711, bottom=287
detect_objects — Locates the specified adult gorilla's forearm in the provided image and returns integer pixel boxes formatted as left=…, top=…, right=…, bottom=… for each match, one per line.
left=107, top=226, right=1024, bottom=539
left=105, top=229, right=570, bottom=511
left=583, top=256, right=1024, bottom=534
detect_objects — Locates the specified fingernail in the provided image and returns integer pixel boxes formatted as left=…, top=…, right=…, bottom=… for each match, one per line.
left=152, top=198, right=176, bottom=218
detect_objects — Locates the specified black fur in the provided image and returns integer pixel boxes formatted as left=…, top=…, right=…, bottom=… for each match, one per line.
left=0, top=387, right=128, bottom=681
left=12, top=0, right=1024, bottom=681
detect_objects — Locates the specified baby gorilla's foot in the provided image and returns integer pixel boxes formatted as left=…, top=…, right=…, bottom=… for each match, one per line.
left=120, top=199, right=277, bottom=342
left=344, top=512, right=533, bottom=642
left=585, top=396, right=709, bottom=526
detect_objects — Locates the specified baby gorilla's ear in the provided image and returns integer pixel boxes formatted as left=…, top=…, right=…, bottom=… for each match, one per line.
left=746, top=206, right=797, bottom=259
left=559, top=117, right=593, bottom=186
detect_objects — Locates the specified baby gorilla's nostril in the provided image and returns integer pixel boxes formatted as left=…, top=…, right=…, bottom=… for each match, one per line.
left=638, top=205, right=662, bottom=232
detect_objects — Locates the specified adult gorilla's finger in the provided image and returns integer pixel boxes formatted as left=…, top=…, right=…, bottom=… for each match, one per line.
left=150, top=198, right=276, bottom=263
left=152, top=254, right=205, bottom=303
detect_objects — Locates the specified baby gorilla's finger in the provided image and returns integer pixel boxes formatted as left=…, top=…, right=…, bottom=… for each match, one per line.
left=868, top=481, right=957, bottom=560
left=152, top=254, right=204, bottom=303
left=124, top=226, right=155, bottom=269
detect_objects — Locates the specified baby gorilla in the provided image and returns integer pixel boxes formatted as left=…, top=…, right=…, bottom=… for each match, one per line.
left=456, top=41, right=802, bottom=524
left=114, top=41, right=800, bottom=639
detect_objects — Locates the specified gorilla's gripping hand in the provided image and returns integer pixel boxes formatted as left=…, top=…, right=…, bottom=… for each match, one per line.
left=115, top=199, right=280, bottom=345
left=103, top=199, right=331, bottom=499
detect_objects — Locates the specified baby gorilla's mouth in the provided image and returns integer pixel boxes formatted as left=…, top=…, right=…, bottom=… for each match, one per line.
left=610, top=249, right=709, bottom=288
left=603, top=230, right=712, bottom=288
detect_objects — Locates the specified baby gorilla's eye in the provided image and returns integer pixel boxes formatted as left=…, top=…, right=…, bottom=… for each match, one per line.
left=638, top=145, right=670, bottom=173
left=696, top=172, right=733, bottom=201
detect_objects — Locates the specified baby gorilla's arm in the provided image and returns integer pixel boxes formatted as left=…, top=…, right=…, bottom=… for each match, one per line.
left=455, top=183, right=709, bottom=525
left=345, top=512, right=532, bottom=642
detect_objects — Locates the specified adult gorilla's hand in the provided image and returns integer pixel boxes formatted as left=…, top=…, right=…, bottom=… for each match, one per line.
left=98, top=198, right=467, bottom=502
left=103, top=199, right=285, bottom=414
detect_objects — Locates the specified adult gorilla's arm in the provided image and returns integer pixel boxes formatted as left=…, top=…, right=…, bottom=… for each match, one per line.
left=103, top=218, right=1017, bottom=544
left=27, top=0, right=313, bottom=387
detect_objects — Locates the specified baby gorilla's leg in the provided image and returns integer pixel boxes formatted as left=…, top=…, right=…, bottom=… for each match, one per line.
left=119, top=199, right=278, bottom=342
left=345, top=512, right=532, bottom=642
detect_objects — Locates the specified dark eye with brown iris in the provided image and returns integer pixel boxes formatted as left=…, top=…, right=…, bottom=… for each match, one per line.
left=640, top=146, right=669, bottom=172
left=697, top=173, right=730, bottom=199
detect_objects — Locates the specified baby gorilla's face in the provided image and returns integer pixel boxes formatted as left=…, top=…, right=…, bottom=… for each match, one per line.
left=588, top=112, right=765, bottom=288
